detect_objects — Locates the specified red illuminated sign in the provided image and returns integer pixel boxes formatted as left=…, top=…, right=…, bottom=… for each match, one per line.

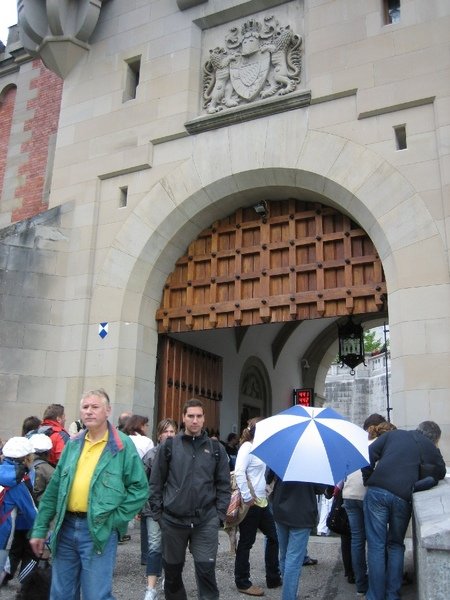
left=293, top=388, right=313, bottom=407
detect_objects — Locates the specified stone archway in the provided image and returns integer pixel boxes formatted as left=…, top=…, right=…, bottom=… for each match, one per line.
left=90, top=124, right=448, bottom=443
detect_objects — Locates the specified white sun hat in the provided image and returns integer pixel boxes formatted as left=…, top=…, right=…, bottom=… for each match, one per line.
left=29, top=433, right=53, bottom=453
left=2, top=436, right=34, bottom=458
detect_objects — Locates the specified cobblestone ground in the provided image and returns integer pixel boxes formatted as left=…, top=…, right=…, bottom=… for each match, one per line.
left=0, top=529, right=417, bottom=599
left=111, top=528, right=416, bottom=600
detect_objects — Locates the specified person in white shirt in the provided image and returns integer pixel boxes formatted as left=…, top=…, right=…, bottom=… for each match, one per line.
left=234, top=418, right=281, bottom=597
left=121, top=414, right=155, bottom=545
left=122, top=414, right=154, bottom=458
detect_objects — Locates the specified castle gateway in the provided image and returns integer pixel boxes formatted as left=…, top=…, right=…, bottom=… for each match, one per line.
left=0, top=1, right=448, bottom=461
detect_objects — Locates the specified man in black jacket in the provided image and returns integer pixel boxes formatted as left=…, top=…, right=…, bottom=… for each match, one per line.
left=150, top=399, right=230, bottom=600
left=363, top=421, right=446, bottom=600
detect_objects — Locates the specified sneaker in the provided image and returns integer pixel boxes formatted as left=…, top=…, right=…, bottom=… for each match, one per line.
left=144, top=588, right=157, bottom=600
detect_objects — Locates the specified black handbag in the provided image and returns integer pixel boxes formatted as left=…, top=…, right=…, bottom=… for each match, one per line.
left=326, top=490, right=350, bottom=536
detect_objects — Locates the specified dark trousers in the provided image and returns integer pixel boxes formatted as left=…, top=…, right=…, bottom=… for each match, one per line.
left=234, top=504, right=280, bottom=590
left=5, top=529, right=35, bottom=580
left=161, top=515, right=219, bottom=600
left=340, top=533, right=353, bottom=577
left=140, top=516, right=148, bottom=565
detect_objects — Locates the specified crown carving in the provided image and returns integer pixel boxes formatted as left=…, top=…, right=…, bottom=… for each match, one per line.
left=241, top=19, right=261, bottom=37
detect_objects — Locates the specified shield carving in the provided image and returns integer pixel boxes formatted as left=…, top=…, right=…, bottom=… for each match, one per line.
left=230, top=51, right=270, bottom=100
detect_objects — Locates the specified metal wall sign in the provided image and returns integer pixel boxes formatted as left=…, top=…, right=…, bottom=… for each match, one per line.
left=293, top=388, right=313, bottom=406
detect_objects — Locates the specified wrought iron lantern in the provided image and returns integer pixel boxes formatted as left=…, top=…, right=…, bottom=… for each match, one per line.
left=338, top=317, right=365, bottom=375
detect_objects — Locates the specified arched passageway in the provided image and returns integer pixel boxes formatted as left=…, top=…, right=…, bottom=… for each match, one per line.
left=155, top=199, right=387, bottom=430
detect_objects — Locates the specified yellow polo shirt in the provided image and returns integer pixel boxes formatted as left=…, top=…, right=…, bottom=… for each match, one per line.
left=66, top=430, right=108, bottom=512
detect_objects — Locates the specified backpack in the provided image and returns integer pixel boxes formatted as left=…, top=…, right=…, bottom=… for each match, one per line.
left=25, top=425, right=53, bottom=440
left=74, top=419, right=85, bottom=432
left=0, top=484, right=12, bottom=525
left=0, top=473, right=31, bottom=525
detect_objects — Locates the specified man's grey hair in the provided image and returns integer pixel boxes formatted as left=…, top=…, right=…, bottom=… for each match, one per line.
left=416, top=420, right=441, bottom=444
left=81, top=388, right=110, bottom=405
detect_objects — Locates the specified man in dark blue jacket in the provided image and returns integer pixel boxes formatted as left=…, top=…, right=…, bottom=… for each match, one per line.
left=363, top=421, right=446, bottom=600
left=268, top=470, right=327, bottom=600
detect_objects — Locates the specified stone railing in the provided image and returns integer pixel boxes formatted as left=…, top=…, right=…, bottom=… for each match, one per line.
left=412, top=477, right=450, bottom=600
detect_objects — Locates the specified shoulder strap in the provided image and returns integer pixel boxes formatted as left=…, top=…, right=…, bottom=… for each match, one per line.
left=164, top=436, right=174, bottom=464
left=38, top=425, right=53, bottom=437
left=210, top=438, right=221, bottom=463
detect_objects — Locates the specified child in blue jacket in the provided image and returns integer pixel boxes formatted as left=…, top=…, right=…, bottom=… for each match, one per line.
left=0, top=437, right=37, bottom=585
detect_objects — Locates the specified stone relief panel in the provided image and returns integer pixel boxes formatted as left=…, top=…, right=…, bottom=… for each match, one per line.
left=202, top=15, right=302, bottom=114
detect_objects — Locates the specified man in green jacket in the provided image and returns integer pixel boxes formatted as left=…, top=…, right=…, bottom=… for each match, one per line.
left=30, top=388, right=148, bottom=600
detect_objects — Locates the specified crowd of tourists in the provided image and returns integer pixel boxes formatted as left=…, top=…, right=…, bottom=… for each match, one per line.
left=0, top=393, right=446, bottom=600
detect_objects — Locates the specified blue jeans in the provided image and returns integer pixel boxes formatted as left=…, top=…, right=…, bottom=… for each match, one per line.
left=364, top=487, right=412, bottom=600
left=50, top=514, right=118, bottom=600
left=344, top=499, right=368, bottom=593
left=276, top=523, right=310, bottom=600
left=146, top=517, right=162, bottom=577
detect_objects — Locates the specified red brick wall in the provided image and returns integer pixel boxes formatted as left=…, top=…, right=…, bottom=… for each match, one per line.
left=12, top=59, right=63, bottom=223
left=0, top=85, right=17, bottom=201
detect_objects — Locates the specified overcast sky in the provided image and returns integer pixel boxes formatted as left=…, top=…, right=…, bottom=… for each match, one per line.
left=1, top=0, right=18, bottom=45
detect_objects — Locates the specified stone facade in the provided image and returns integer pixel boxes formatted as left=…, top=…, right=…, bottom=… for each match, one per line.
left=325, top=354, right=392, bottom=426
left=0, top=1, right=449, bottom=461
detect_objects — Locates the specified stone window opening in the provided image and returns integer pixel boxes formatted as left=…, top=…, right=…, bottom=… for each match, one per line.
left=383, top=0, right=400, bottom=25
left=123, top=56, right=141, bottom=102
left=119, top=186, right=128, bottom=208
left=394, top=125, right=407, bottom=150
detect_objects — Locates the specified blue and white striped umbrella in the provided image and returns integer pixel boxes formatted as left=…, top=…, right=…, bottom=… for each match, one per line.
left=251, top=405, right=369, bottom=485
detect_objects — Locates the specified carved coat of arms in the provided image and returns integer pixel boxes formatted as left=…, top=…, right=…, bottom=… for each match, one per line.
left=203, top=15, right=302, bottom=114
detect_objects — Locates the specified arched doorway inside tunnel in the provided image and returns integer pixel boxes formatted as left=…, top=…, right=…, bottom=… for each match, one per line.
left=238, top=357, right=271, bottom=434
left=155, top=198, right=387, bottom=433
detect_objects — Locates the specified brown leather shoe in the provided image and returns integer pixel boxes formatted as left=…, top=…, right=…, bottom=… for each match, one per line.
left=237, top=586, right=265, bottom=596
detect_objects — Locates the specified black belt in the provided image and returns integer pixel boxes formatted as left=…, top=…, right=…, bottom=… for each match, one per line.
left=66, top=511, right=87, bottom=518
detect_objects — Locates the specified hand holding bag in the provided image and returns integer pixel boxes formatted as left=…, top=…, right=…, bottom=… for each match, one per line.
left=224, top=472, right=255, bottom=528
left=326, top=488, right=350, bottom=536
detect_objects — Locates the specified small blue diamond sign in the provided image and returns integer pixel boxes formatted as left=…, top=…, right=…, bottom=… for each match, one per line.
left=99, top=322, right=108, bottom=339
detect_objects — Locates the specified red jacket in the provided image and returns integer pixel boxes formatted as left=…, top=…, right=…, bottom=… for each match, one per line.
left=39, top=419, right=69, bottom=466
